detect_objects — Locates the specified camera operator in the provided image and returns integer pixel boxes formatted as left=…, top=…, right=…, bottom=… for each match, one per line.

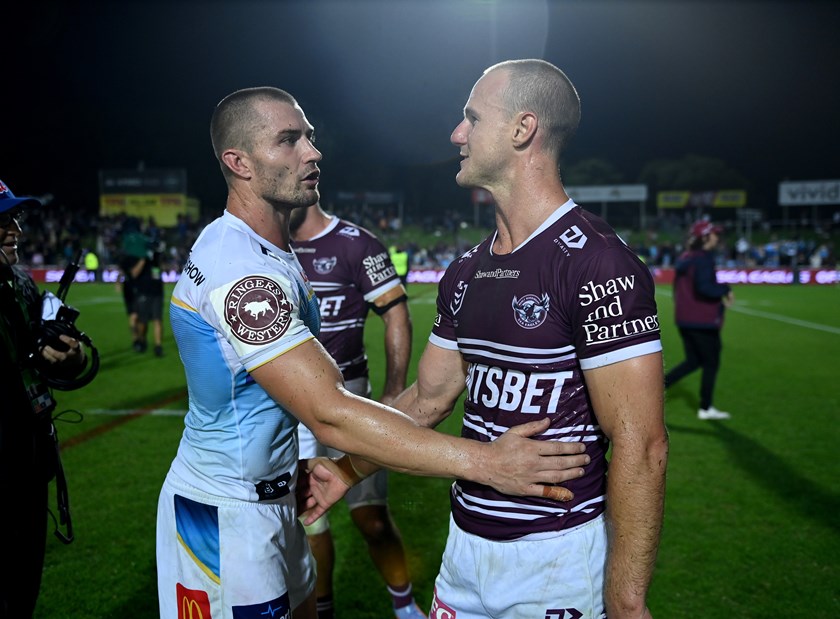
left=0, top=179, right=88, bottom=618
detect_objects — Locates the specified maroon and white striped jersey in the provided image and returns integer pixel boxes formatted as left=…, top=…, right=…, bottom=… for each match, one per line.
left=292, top=216, right=402, bottom=381
left=431, top=200, right=662, bottom=540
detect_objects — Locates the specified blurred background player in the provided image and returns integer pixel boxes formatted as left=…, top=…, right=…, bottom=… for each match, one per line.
left=291, top=202, right=424, bottom=619
left=117, top=217, right=145, bottom=351
left=665, top=219, right=734, bottom=420
left=388, top=244, right=409, bottom=288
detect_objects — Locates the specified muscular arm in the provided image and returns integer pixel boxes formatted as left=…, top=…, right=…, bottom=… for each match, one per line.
left=391, top=339, right=467, bottom=428
left=373, top=287, right=412, bottom=406
left=251, top=338, right=586, bottom=499
left=584, top=352, right=668, bottom=619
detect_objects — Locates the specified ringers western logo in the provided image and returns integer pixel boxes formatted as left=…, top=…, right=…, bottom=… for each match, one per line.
left=224, top=276, right=293, bottom=344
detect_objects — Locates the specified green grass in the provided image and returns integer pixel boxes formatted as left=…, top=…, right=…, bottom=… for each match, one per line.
left=33, top=281, right=840, bottom=618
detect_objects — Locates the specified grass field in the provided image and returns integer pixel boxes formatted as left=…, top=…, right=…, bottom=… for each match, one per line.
left=32, top=280, right=839, bottom=618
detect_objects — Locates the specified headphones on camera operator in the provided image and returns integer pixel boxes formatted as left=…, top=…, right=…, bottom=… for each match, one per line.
left=35, top=250, right=100, bottom=390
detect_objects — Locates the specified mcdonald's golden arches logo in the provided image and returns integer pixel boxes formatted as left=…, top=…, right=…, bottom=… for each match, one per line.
left=177, top=583, right=212, bottom=619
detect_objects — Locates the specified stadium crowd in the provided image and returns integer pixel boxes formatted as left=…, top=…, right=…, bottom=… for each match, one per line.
left=13, top=200, right=839, bottom=274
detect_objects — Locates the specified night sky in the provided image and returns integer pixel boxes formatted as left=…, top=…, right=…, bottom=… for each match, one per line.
left=4, top=0, right=839, bottom=217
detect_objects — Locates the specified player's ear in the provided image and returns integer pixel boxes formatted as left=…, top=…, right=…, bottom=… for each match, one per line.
left=511, top=111, right=537, bottom=148
left=221, top=148, right=253, bottom=180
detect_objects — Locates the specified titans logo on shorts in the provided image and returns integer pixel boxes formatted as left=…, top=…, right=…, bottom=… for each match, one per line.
left=431, top=200, right=662, bottom=540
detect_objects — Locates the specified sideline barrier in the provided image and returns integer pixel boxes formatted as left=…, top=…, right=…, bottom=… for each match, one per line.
left=649, top=267, right=840, bottom=285
left=26, top=266, right=840, bottom=286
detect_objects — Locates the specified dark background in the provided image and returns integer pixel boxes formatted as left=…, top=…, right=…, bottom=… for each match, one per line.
left=4, top=0, right=839, bottom=220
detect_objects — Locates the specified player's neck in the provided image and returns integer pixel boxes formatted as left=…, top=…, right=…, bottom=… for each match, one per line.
left=227, top=195, right=292, bottom=251
left=291, top=208, right=332, bottom=242
left=491, top=179, right=569, bottom=254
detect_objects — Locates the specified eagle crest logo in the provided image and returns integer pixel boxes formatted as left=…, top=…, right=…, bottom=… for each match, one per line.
left=511, top=293, right=550, bottom=329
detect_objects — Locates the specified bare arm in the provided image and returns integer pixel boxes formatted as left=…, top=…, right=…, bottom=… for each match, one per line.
left=391, top=339, right=466, bottom=428
left=373, top=287, right=412, bottom=406
left=129, top=257, right=146, bottom=280
left=250, top=338, right=584, bottom=499
left=584, top=352, right=668, bottom=619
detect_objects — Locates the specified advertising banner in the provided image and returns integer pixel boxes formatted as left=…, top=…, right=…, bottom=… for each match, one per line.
left=657, top=190, right=746, bottom=209
left=778, top=180, right=840, bottom=206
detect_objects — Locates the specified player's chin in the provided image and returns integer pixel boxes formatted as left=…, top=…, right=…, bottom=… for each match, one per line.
left=299, top=186, right=320, bottom=204
left=454, top=171, right=472, bottom=188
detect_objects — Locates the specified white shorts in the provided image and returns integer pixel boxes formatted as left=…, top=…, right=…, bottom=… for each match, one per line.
left=156, top=472, right=315, bottom=619
left=430, top=514, right=607, bottom=619
left=297, top=376, right=388, bottom=511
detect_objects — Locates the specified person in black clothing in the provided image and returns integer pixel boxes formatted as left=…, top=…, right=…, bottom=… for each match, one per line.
left=665, top=219, right=734, bottom=420
left=117, top=219, right=144, bottom=351
left=128, top=241, right=165, bottom=356
left=0, top=179, right=89, bottom=617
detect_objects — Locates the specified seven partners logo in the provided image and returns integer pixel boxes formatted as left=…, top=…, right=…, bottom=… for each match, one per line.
left=225, top=276, right=293, bottom=344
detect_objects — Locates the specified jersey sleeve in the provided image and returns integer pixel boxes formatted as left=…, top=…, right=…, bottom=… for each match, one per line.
left=572, top=247, right=662, bottom=370
left=206, top=271, right=314, bottom=372
left=353, top=231, right=402, bottom=303
left=428, top=263, right=461, bottom=351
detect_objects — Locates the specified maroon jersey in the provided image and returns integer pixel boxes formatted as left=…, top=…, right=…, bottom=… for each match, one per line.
left=292, top=216, right=402, bottom=381
left=432, top=201, right=662, bottom=540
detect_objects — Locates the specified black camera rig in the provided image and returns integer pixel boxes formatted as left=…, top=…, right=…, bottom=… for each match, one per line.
left=36, top=251, right=100, bottom=390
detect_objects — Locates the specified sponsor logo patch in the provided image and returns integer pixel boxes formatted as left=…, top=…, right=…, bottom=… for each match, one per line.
left=254, top=472, right=292, bottom=501
left=430, top=587, right=456, bottom=618
left=578, top=274, right=660, bottom=345
left=224, top=276, right=293, bottom=344
left=232, top=591, right=291, bottom=618
left=337, top=226, right=360, bottom=238
left=177, top=583, right=212, bottom=619
left=544, top=609, right=583, bottom=619
left=512, top=293, right=550, bottom=329
left=362, top=251, right=397, bottom=285
left=558, top=225, right=588, bottom=249
left=474, top=268, right=520, bottom=279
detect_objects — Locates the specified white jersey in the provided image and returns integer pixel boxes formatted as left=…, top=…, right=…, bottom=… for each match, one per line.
left=168, top=211, right=321, bottom=502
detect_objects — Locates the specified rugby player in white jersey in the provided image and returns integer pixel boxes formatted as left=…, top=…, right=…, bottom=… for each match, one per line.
left=156, top=86, right=590, bottom=619
left=393, top=60, right=669, bottom=619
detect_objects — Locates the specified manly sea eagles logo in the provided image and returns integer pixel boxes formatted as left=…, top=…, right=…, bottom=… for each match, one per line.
left=312, top=256, right=337, bottom=275
left=512, top=293, right=550, bottom=329
left=224, top=276, right=294, bottom=344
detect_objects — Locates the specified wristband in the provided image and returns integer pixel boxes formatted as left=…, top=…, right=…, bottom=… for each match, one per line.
left=333, top=455, right=366, bottom=487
